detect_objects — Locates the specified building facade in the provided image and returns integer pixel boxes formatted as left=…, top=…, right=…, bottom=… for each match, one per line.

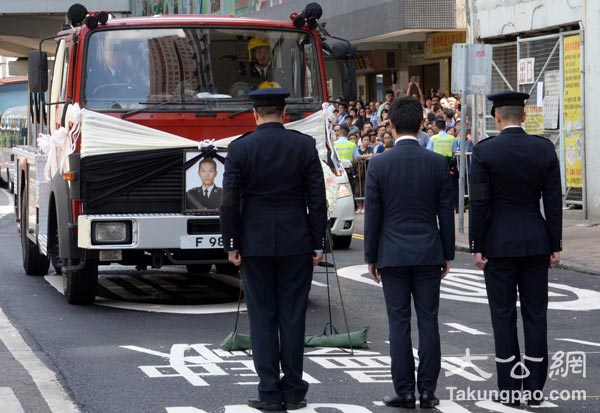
left=469, top=0, right=596, bottom=218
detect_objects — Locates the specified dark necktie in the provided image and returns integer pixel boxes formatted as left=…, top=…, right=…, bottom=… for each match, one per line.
left=204, top=189, right=209, bottom=199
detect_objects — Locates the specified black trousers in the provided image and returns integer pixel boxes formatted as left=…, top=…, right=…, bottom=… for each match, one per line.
left=242, top=254, right=313, bottom=404
left=380, top=266, right=442, bottom=395
left=484, top=255, right=549, bottom=393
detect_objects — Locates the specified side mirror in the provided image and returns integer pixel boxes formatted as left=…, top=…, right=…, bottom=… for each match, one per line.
left=342, top=61, right=357, bottom=102
left=28, top=50, right=48, bottom=93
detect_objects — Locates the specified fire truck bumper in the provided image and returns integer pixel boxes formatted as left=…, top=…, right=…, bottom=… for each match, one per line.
left=77, top=214, right=223, bottom=250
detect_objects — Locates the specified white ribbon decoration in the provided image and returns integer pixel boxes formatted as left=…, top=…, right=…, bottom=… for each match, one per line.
left=197, top=139, right=216, bottom=149
left=77, top=107, right=340, bottom=213
left=37, top=103, right=83, bottom=182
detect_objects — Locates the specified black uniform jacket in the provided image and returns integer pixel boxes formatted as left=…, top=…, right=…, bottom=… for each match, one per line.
left=220, top=122, right=327, bottom=257
left=469, top=127, right=562, bottom=257
left=186, top=186, right=223, bottom=210
left=364, top=139, right=455, bottom=268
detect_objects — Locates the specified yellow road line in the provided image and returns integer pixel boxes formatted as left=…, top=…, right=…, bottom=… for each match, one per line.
left=352, top=233, right=364, bottom=240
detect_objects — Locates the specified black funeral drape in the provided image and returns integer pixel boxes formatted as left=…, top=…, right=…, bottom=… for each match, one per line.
left=81, top=148, right=189, bottom=212
left=81, top=146, right=227, bottom=213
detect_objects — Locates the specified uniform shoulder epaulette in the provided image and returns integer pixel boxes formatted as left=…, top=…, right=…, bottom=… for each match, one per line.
left=231, top=131, right=253, bottom=143
left=532, top=134, right=552, bottom=141
left=477, top=135, right=496, bottom=144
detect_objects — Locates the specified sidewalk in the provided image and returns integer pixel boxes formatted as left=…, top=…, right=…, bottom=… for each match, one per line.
left=352, top=208, right=600, bottom=275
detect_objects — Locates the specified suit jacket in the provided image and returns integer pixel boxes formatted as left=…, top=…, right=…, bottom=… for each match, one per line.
left=239, top=63, right=273, bottom=80
left=186, top=186, right=223, bottom=210
left=364, top=139, right=455, bottom=268
left=220, top=122, right=327, bottom=257
left=469, top=127, right=562, bottom=257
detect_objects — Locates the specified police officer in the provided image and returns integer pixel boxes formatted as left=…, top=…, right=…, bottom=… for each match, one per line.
left=469, top=91, right=562, bottom=407
left=428, top=118, right=458, bottom=209
left=334, top=123, right=358, bottom=189
left=426, top=118, right=454, bottom=156
left=220, top=88, right=327, bottom=411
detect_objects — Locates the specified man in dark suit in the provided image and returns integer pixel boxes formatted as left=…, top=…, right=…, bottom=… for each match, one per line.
left=469, top=91, right=562, bottom=407
left=186, top=158, right=223, bottom=210
left=364, top=96, right=455, bottom=409
left=220, top=88, right=327, bottom=411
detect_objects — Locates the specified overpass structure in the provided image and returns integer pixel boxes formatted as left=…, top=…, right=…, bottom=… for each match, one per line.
left=0, top=0, right=130, bottom=76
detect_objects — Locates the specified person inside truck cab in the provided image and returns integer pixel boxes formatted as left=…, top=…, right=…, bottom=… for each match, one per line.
left=87, top=46, right=146, bottom=101
left=244, top=37, right=273, bottom=80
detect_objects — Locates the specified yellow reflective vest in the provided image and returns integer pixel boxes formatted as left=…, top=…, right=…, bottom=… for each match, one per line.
left=430, top=134, right=455, bottom=157
left=334, top=139, right=356, bottom=161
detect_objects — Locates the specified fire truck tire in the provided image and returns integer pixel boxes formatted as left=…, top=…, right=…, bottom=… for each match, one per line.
left=332, top=235, right=352, bottom=250
left=186, top=264, right=212, bottom=274
left=64, top=258, right=98, bottom=305
left=20, top=197, right=50, bottom=276
left=215, top=263, right=238, bottom=276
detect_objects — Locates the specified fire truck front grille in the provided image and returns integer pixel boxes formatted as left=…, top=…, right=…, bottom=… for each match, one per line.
left=82, top=149, right=184, bottom=214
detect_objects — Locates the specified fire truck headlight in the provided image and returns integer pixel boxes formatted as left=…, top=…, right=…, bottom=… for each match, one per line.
left=338, top=183, right=353, bottom=198
left=92, top=221, right=131, bottom=244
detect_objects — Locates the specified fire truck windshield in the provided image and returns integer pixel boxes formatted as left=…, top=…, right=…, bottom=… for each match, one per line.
left=83, top=27, right=322, bottom=113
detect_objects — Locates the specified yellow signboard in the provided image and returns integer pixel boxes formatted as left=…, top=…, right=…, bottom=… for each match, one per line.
left=524, top=105, right=544, bottom=134
left=563, top=35, right=582, bottom=188
left=425, top=32, right=466, bottom=59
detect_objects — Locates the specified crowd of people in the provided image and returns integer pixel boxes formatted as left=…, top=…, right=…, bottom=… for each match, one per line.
left=332, top=83, right=473, bottom=214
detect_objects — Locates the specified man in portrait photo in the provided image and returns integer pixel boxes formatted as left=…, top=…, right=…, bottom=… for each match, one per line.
left=186, top=158, right=223, bottom=210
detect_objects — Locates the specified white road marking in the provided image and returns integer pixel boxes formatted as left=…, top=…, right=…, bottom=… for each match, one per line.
left=311, top=280, right=328, bottom=287
left=445, top=323, right=488, bottom=335
left=0, top=387, right=25, bottom=413
left=45, top=275, right=247, bottom=314
left=374, top=400, right=472, bottom=412
left=435, top=400, right=474, bottom=413
left=337, top=265, right=600, bottom=311
left=0, top=308, right=79, bottom=413
left=555, top=338, right=600, bottom=347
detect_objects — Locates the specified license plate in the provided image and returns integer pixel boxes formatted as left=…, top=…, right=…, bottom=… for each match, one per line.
left=180, top=235, right=223, bottom=249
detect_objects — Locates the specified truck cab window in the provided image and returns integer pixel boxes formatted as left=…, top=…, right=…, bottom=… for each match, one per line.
left=82, top=28, right=322, bottom=113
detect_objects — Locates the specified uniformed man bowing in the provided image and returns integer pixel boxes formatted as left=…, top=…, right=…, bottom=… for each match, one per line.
left=220, top=88, right=327, bottom=411
left=469, top=91, right=562, bottom=407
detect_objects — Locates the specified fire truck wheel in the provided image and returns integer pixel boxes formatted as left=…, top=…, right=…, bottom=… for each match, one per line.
left=20, top=196, right=50, bottom=276
left=186, top=264, right=212, bottom=274
left=64, top=258, right=98, bottom=305
left=332, top=235, right=352, bottom=250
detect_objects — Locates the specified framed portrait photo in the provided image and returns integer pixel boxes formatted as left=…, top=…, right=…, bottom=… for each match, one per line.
left=183, top=148, right=227, bottom=214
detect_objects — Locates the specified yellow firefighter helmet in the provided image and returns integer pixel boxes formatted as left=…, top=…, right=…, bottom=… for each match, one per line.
left=257, top=80, right=281, bottom=89
left=248, top=37, right=270, bottom=61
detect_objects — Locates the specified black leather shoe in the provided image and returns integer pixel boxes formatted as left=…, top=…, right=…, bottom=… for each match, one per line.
left=419, top=391, right=440, bottom=409
left=248, top=399, right=284, bottom=411
left=382, top=394, right=416, bottom=408
left=283, top=400, right=307, bottom=410
left=528, top=396, right=544, bottom=407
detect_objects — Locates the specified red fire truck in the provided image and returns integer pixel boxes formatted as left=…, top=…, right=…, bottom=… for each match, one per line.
left=14, top=4, right=357, bottom=304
